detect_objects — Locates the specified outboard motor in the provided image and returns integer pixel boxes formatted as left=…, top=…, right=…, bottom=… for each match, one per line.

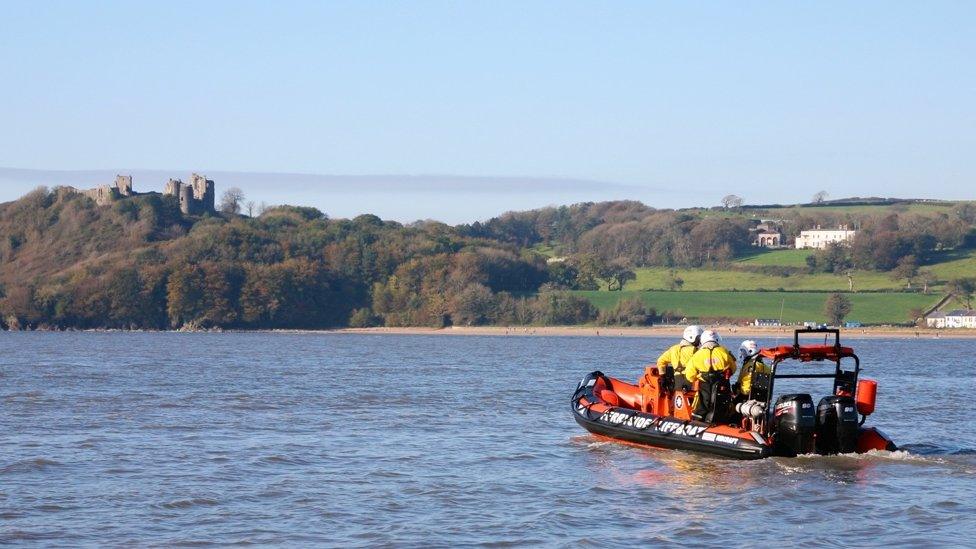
left=816, top=396, right=859, bottom=454
left=771, top=394, right=816, bottom=456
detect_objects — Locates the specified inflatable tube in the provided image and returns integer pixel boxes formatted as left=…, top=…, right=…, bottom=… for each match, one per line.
left=572, top=371, right=771, bottom=460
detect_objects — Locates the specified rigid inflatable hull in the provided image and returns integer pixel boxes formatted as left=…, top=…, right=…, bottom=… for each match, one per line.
left=572, top=372, right=771, bottom=460
left=572, top=403, right=771, bottom=460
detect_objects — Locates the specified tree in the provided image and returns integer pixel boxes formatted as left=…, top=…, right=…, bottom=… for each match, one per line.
left=666, top=269, right=685, bottom=291
left=946, top=277, right=976, bottom=309
left=245, top=200, right=256, bottom=217
left=220, top=187, right=245, bottom=214
left=812, top=190, right=829, bottom=203
left=890, top=255, right=919, bottom=290
left=721, top=194, right=743, bottom=209
left=824, top=293, right=852, bottom=325
left=918, top=269, right=936, bottom=294
left=604, top=260, right=636, bottom=291
left=908, top=307, right=925, bottom=326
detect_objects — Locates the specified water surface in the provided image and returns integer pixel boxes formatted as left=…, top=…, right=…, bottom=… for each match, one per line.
left=2, top=333, right=974, bottom=546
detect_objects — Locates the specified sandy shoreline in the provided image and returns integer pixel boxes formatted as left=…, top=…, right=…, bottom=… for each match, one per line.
left=329, top=325, right=976, bottom=339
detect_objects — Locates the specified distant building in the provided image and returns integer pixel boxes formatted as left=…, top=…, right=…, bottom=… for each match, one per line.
left=844, top=321, right=862, bottom=328
left=925, top=310, right=976, bottom=329
left=754, top=231, right=782, bottom=248
left=795, top=226, right=857, bottom=249
left=79, top=174, right=216, bottom=215
left=750, top=220, right=785, bottom=248
left=163, top=173, right=216, bottom=215
left=754, top=318, right=781, bottom=327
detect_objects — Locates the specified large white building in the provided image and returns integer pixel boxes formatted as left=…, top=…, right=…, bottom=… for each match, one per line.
left=795, top=226, right=857, bottom=249
left=925, top=310, right=976, bottom=329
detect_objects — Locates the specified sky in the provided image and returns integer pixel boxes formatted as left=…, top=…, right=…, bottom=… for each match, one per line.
left=0, top=1, right=973, bottom=222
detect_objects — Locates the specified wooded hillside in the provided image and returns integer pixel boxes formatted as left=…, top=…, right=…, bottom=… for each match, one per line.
left=1, top=187, right=973, bottom=329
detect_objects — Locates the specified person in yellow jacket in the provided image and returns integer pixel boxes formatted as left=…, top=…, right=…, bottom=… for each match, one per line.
left=655, top=325, right=702, bottom=390
left=685, top=330, right=737, bottom=421
left=735, top=340, right=770, bottom=399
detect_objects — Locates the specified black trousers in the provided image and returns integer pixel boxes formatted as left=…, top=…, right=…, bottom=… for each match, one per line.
left=693, top=372, right=731, bottom=422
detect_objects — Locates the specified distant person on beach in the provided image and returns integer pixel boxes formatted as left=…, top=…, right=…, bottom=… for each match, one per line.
left=656, top=325, right=702, bottom=391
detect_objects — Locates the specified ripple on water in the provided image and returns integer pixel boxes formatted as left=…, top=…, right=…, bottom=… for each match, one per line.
left=157, top=497, right=221, bottom=510
left=0, top=458, right=62, bottom=475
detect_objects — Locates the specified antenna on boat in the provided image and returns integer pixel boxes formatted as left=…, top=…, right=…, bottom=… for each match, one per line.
left=775, top=297, right=786, bottom=346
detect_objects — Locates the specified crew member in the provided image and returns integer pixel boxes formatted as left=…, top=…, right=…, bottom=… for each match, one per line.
left=656, top=325, right=702, bottom=391
left=735, top=340, right=770, bottom=400
left=685, top=330, right=737, bottom=421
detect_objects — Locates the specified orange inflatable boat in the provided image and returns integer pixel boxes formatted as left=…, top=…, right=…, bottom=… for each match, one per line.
left=571, top=328, right=896, bottom=459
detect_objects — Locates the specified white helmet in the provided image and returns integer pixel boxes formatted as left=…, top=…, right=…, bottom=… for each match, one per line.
left=739, top=340, right=759, bottom=361
left=700, top=329, right=721, bottom=345
left=682, top=325, right=703, bottom=345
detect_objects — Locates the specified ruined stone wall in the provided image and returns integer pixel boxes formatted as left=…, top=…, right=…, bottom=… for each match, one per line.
left=83, top=185, right=119, bottom=206
left=115, top=175, right=133, bottom=196
left=188, top=173, right=216, bottom=212
left=164, top=179, right=183, bottom=197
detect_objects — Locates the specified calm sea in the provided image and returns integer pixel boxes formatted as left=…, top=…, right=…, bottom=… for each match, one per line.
left=2, top=332, right=974, bottom=546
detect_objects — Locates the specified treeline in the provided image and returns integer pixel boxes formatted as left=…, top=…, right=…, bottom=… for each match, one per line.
left=0, top=188, right=647, bottom=330
left=0, top=187, right=973, bottom=330
left=804, top=211, right=972, bottom=278
left=460, top=201, right=755, bottom=267
left=462, top=201, right=975, bottom=271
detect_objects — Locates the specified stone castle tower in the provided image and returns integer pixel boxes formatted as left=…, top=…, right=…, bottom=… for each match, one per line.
left=162, top=173, right=215, bottom=215
left=115, top=175, right=133, bottom=197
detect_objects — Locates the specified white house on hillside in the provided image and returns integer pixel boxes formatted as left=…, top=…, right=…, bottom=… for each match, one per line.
left=925, top=310, right=976, bottom=329
left=795, top=226, right=857, bottom=249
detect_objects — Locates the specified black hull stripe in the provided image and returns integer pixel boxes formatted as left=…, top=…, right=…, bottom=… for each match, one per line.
left=573, top=411, right=771, bottom=460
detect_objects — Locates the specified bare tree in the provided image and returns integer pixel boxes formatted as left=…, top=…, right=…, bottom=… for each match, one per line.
left=919, top=269, right=936, bottom=294
left=666, top=269, right=685, bottom=291
left=245, top=200, right=256, bottom=217
left=721, top=194, right=743, bottom=209
left=812, top=190, right=829, bottom=204
left=220, top=187, right=245, bottom=214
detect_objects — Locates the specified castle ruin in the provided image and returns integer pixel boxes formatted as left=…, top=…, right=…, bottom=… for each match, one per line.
left=80, top=173, right=216, bottom=215
left=162, top=173, right=216, bottom=215
left=83, top=175, right=136, bottom=206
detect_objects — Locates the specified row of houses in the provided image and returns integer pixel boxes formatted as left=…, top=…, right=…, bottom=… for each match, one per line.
left=750, top=223, right=857, bottom=250
left=925, top=310, right=976, bottom=329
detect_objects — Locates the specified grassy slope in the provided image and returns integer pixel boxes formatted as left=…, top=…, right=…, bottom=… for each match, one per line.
left=624, top=248, right=976, bottom=292
left=735, top=248, right=813, bottom=267
left=577, top=290, right=939, bottom=325
left=629, top=266, right=900, bottom=291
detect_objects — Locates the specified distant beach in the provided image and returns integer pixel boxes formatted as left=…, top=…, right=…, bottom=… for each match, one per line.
left=332, top=325, right=976, bottom=339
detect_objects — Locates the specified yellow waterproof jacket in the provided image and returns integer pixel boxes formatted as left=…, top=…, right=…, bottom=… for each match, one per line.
left=685, top=343, right=737, bottom=383
left=655, top=342, right=697, bottom=375
left=736, top=357, right=770, bottom=395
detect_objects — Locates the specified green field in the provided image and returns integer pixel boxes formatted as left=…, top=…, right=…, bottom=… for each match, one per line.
left=735, top=248, right=813, bottom=267
left=619, top=249, right=976, bottom=292
left=627, top=266, right=903, bottom=292
left=925, top=249, right=976, bottom=280
left=576, top=290, right=940, bottom=325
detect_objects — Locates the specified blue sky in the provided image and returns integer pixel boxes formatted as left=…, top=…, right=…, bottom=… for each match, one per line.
left=1, top=2, right=973, bottom=221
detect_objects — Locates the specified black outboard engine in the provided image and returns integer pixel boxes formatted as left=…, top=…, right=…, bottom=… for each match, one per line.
left=771, top=394, right=816, bottom=456
left=816, top=396, right=859, bottom=454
